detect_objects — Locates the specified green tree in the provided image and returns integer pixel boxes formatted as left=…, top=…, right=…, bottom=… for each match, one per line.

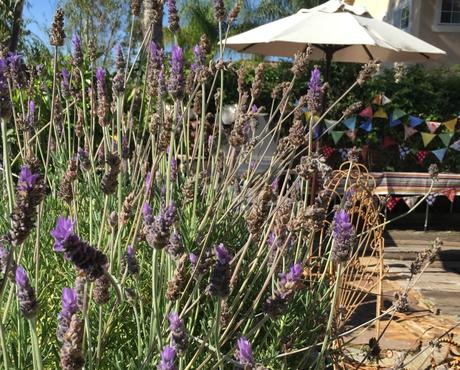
left=61, top=0, right=131, bottom=66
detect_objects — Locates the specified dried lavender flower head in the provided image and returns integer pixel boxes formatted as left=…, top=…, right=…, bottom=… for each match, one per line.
left=157, top=345, right=177, bottom=370
left=50, top=8, right=66, bottom=46
left=213, top=0, right=226, bottom=22
left=235, top=336, right=254, bottom=368
left=167, top=0, right=180, bottom=33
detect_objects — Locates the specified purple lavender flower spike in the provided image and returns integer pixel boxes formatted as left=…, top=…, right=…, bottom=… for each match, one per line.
left=270, top=177, right=279, bottom=194
left=124, top=245, right=139, bottom=275
left=144, top=171, right=152, bottom=195
left=189, top=253, right=198, bottom=265
left=306, top=66, right=323, bottom=114
left=142, top=202, right=154, bottom=225
left=215, top=243, right=231, bottom=264
left=15, top=266, right=28, bottom=288
left=15, top=266, right=39, bottom=319
left=235, top=336, right=254, bottom=367
left=149, top=42, right=164, bottom=71
left=51, top=216, right=75, bottom=252
left=96, top=67, right=105, bottom=85
left=191, top=44, right=205, bottom=73
left=168, top=312, right=183, bottom=332
left=157, top=346, right=177, bottom=370
left=252, top=104, right=258, bottom=113
left=51, top=216, right=108, bottom=280
left=57, top=287, right=78, bottom=341
left=17, top=165, right=39, bottom=191
left=167, top=46, right=185, bottom=99
left=331, top=210, right=355, bottom=262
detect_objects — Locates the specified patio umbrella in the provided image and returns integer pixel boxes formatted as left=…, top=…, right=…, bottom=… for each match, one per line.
left=225, top=0, right=446, bottom=79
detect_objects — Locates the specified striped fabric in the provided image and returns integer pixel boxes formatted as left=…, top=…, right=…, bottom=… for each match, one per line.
left=370, top=172, right=460, bottom=196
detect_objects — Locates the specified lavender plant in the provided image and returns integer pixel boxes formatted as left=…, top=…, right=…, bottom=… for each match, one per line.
left=0, top=2, right=438, bottom=370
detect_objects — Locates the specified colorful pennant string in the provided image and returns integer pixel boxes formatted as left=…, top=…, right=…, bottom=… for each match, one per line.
left=359, top=106, right=373, bottom=119
left=426, top=121, right=441, bottom=133
left=443, top=118, right=458, bottom=133
left=432, top=148, right=447, bottom=162
left=343, top=116, right=357, bottom=130
left=421, top=132, right=436, bottom=147
left=426, top=193, right=438, bottom=206
left=331, top=131, right=345, bottom=144
left=386, top=196, right=401, bottom=211
left=383, top=136, right=396, bottom=148
left=402, top=196, right=420, bottom=208
left=404, top=125, right=418, bottom=140
left=444, top=188, right=456, bottom=203
left=392, top=108, right=406, bottom=120
left=416, top=150, right=428, bottom=165
left=360, top=119, right=372, bottom=132
left=322, top=146, right=335, bottom=159
left=399, top=145, right=410, bottom=159
left=374, top=107, right=388, bottom=119
left=450, top=139, right=460, bottom=151
left=409, top=115, right=424, bottom=127
left=346, top=130, right=357, bottom=142
left=438, top=133, right=453, bottom=147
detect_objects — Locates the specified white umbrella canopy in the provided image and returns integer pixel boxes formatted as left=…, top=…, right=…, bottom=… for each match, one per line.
left=225, top=0, right=446, bottom=64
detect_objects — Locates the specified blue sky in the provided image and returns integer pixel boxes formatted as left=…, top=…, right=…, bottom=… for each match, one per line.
left=24, top=0, right=57, bottom=43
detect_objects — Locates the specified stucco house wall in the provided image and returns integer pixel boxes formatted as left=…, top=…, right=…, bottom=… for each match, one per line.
left=355, top=0, right=460, bottom=64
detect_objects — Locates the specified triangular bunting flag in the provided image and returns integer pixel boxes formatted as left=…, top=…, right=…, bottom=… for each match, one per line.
left=346, top=130, right=357, bottom=142
left=450, top=139, right=460, bottom=151
left=404, top=125, right=418, bottom=140
left=432, top=148, right=447, bottom=162
left=386, top=196, right=401, bottom=211
left=331, top=131, right=345, bottom=144
left=421, top=132, right=436, bottom=147
left=359, top=106, right=373, bottom=119
left=360, top=119, right=372, bottom=132
left=390, top=117, right=402, bottom=127
left=399, top=145, right=410, bottom=159
left=443, top=118, right=458, bottom=133
left=409, top=115, right=424, bottom=127
left=392, top=108, right=406, bottom=120
left=372, top=94, right=382, bottom=105
left=439, top=133, right=453, bottom=147
left=343, top=116, right=357, bottom=130
left=426, top=121, right=441, bottom=133
left=383, top=136, right=396, bottom=148
left=381, top=95, right=392, bottom=105
left=312, top=125, right=321, bottom=140
left=444, top=188, right=456, bottom=203
left=402, top=196, right=420, bottom=209
left=324, top=119, right=337, bottom=129
left=374, top=107, right=388, bottom=119
left=426, top=193, right=438, bottom=206
left=416, top=150, right=428, bottom=165
left=322, top=146, right=335, bottom=159
left=339, top=148, right=350, bottom=161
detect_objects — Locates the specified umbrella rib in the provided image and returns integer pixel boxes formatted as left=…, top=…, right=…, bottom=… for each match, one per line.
left=362, top=45, right=374, bottom=60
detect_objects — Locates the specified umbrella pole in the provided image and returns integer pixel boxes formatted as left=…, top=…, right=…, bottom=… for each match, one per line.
left=324, top=48, right=334, bottom=83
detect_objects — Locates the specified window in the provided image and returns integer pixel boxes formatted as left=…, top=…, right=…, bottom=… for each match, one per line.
left=440, top=0, right=460, bottom=24
left=393, top=1, right=411, bottom=31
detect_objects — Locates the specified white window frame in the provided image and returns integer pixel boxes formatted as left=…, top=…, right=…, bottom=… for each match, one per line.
left=433, top=0, right=460, bottom=32
left=393, top=0, right=411, bottom=32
